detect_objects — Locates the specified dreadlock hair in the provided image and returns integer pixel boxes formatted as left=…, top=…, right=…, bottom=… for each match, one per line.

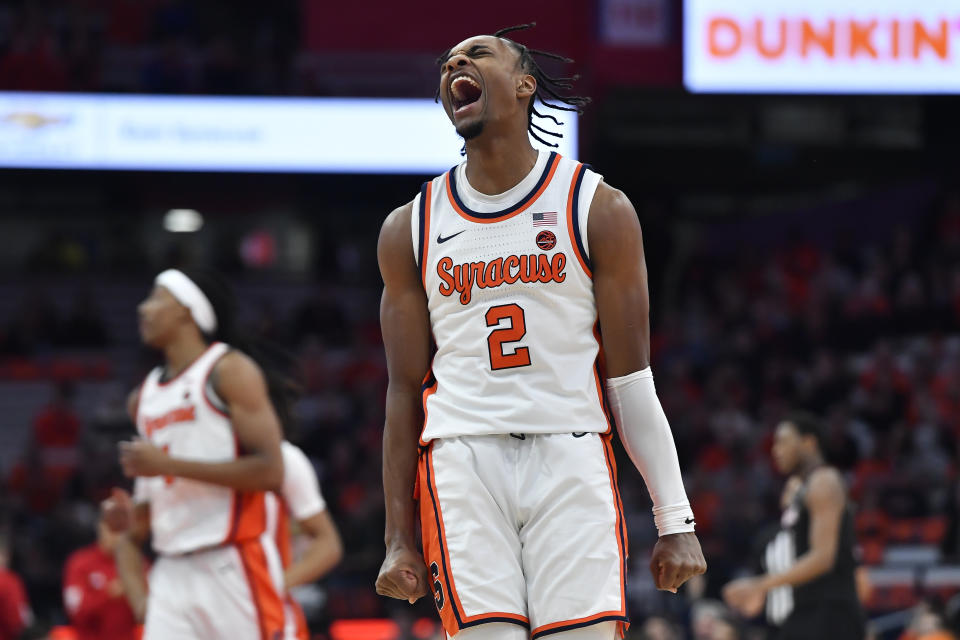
left=180, top=269, right=301, bottom=440
left=435, top=22, right=590, bottom=148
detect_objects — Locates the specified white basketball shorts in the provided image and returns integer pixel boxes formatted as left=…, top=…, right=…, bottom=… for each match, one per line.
left=143, top=533, right=288, bottom=640
left=417, top=432, right=629, bottom=638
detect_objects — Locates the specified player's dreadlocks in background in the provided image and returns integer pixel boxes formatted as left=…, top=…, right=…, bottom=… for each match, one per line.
left=436, top=22, right=591, bottom=147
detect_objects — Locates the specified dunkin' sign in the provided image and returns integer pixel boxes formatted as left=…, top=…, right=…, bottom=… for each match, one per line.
left=684, top=0, right=960, bottom=93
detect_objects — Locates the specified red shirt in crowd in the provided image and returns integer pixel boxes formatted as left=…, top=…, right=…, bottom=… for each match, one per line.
left=63, top=545, right=140, bottom=640
left=0, top=567, right=31, bottom=640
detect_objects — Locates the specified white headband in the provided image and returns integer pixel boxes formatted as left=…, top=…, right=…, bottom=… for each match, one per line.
left=155, top=269, right=218, bottom=334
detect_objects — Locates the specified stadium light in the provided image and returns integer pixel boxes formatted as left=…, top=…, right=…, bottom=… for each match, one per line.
left=163, top=209, right=204, bottom=233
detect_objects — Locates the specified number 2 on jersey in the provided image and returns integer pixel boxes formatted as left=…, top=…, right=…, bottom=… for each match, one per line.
left=485, top=304, right=531, bottom=370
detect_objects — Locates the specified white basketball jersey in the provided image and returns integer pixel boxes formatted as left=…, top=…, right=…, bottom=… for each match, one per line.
left=413, top=150, right=613, bottom=443
left=134, top=342, right=268, bottom=555
left=265, top=441, right=326, bottom=568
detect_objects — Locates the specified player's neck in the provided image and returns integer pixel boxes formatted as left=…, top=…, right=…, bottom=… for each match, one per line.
left=797, top=454, right=825, bottom=479
left=162, top=331, right=209, bottom=379
left=463, top=135, right=538, bottom=195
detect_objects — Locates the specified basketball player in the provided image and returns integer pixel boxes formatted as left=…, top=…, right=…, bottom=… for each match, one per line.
left=723, top=412, right=865, bottom=640
left=268, top=439, right=344, bottom=640
left=109, top=439, right=343, bottom=640
left=106, top=269, right=290, bottom=640
left=375, top=25, right=706, bottom=640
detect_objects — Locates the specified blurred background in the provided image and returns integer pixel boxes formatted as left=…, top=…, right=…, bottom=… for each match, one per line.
left=0, top=0, right=959, bottom=639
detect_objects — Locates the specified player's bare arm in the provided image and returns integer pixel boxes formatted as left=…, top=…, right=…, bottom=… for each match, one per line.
left=108, top=389, right=152, bottom=546
left=724, top=467, right=845, bottom=607
left=375, top=202, right=432, bottom=603
left=284, top=510, right=344, bottom=589
left=120, top=351, right=285, bottom=492
left=112, top=524, right=149, bottom=621
left=100, top=486, right=150, bottom=622
left=589, top=182, right=707, bottom=592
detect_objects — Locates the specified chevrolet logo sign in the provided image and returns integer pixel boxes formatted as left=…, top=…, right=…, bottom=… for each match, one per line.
left=3, top=112, right=67, bottom=129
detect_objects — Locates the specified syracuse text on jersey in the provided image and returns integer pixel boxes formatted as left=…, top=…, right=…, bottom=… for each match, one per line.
left=436, top=253, right=567, bottom=305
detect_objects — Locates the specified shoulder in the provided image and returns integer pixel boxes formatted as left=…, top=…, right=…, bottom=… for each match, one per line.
left=0, top=568, right=26, bottom=591
left=587, top=182, right=643, bottom=265
left=126, top=387, right=141, bottom=421
left=805, top=467, right=846, bottom=506
left=64, top=546, right=94, bottom=569
left=211, top=350, right=266, bottom=395
left=378, top=200, right=419, bottom=282
left=588, top=182, right=639, bottom=229
left=378, top=201, right=415, bottom=254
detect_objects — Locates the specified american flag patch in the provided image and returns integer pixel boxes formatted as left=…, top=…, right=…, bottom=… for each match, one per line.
left=532, top=211, right=557, bottom=227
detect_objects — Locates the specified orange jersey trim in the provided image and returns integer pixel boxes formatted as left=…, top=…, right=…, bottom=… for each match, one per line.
left=419, top=366, right=438, bottom=447
left=592, top=323, right=617, bottom=435
left=419, top=445, right=530, bottom=636
left=156, top=341, right=221, bottom=388
left=445, top=153, right=560, bottom=224
left=531, top=611, right=630, bottom=638
left=600, top=434, right=629, bottom=619
left=275, top=500, right=292, bottom=568
left=420, top=181, right=433, bottom=287
left=236, top=538, right=286, bottom=640
left=226, top=489, right=268, bottom=544
left=286, top=595, right=309, bottom=640
left=200, top=349, right=230, bottom=418
left=566, top=163, right=592, bottom=277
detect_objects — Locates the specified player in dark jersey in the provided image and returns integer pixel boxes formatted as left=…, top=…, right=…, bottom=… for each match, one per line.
left=723, top=411, right=865, bottom=640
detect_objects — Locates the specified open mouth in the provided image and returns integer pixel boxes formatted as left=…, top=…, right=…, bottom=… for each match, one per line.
left=450, top=75, right=482, bottom=113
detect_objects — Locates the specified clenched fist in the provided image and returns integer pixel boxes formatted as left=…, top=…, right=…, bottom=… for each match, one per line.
left=376, top=545, right=429, bottom=604
left=650, top=532, right=707, bottom=593
left=101, top=487, right=134, bottom=533
left=119, top=439, right=172, bottom=478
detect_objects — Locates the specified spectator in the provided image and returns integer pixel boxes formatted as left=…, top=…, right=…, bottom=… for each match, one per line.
left=640, top=615, right=682, bottom=640
left=63, top=513, right=145, bottom=640
left=31, top=381, right=82, bottom=491
left=0, top=534, right=33, bottom=640
left=899, top=601, right=957, bottom=640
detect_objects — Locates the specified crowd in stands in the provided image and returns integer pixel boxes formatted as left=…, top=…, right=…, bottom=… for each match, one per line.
left=0, top=188, right=959, bottom=639
left=0, top=0, right=300, bottom=95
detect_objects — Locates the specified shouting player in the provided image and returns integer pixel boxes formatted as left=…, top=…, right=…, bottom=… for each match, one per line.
left=376, top=24, right=706, bottom=640
left=107, top=269, right=289, bottom=640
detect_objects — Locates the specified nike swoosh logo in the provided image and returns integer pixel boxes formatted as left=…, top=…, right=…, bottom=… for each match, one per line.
left=684, top=518, right=695, bottom=525
left=437, top=230, right=466, bottom=244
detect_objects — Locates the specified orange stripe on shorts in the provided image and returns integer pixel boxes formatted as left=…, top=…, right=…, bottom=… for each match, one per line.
left=236, top=538, right=286, bottom=640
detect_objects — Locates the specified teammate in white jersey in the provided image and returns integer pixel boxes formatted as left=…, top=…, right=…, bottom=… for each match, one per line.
left=109, top=440, right=343, bottom=640
left=267, top=440, right=343, bottom=640
left=376, top=25, right=706, bottom=640
left=104, top=269, right=289, bottom=640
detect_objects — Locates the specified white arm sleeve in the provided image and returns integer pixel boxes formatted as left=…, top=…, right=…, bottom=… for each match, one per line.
left=281, top=442, right=326, bottom=521
left=607, top=367, right=695, bottom=536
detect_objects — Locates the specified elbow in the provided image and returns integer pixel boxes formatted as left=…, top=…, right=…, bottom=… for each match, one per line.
left=323, top=525, right=345, bottom=568
left=259, top=453, right=284, bottom=493
left=812, top=549, right=837, bottom=577
left=263, top=465, right=283, bottom=493
left=331, top=534, right=345, bottom=567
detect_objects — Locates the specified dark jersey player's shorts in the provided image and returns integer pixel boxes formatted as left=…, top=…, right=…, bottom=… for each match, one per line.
left=777, top=601, right=866, bottom=640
